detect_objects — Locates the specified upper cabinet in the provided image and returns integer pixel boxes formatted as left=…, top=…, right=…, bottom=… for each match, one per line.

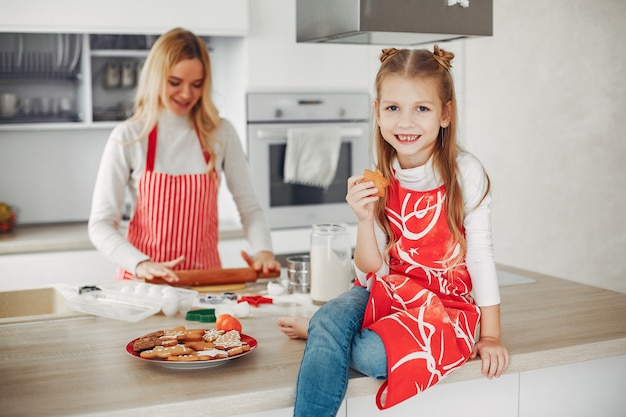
left=0, top=0, right=248, bottom=37
left=0, top=0, right=248, bottom=130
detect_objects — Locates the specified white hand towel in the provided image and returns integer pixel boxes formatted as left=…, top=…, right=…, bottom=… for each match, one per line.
left=284, top=127, right=342, bottom=189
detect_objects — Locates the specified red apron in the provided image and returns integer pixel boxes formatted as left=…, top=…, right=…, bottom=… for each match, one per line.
left=117, top=125, right=221, bottom=280
left=361, top=178, right=480, bottom=409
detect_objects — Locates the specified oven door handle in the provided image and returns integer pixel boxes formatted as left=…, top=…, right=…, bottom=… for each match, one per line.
left=255, top=127, right=365, bottom=140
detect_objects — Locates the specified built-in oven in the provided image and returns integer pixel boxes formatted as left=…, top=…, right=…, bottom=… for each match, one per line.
left=247, top=92, right=371, bottom=229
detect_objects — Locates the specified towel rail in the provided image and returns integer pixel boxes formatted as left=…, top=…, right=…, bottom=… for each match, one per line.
left=255, top=127, right=365, bottom=140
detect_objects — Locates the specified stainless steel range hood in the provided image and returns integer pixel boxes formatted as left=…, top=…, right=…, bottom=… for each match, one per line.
left=296, top=0, right=492, bottom=46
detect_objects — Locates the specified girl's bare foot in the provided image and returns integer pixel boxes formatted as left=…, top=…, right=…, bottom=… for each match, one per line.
left=277, top=316, right=310, bottom=339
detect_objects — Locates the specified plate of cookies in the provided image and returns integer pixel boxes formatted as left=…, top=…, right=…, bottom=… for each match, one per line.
left=126, top=325, right=257, bottom=369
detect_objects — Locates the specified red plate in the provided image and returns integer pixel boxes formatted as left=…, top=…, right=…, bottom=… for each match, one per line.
left=126, top=333, right=258, bottom=369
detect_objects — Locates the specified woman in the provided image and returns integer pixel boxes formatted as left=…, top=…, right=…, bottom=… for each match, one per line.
left=89, top=28, right=279, bottom=283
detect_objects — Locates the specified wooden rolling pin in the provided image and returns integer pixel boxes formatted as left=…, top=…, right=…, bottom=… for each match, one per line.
left=149, top=267, right=280, bottom=287
left=150, top=252, right=281, bottom=287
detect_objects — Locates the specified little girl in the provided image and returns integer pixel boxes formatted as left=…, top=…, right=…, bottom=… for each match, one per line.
left=278, top=46, right=509, bottom=415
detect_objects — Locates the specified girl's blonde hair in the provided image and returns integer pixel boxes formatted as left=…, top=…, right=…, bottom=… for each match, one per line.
left=130, top=27, right=221, bottom=171
left=373, top=46, right=489, bottom=267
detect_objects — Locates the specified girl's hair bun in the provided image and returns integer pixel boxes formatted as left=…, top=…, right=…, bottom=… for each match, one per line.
left=432, top=45, right=454, bottom=71
left=380, top=48, right=401, bottom=63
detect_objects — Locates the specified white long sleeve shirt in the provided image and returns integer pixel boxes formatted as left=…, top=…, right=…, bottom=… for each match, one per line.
left=355, top=152, right=501, bottom=307
left=88, top=110, right=273, bottom=273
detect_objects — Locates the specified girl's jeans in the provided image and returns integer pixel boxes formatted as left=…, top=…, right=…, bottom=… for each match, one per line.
left=293, top=286, right=387, bottom=417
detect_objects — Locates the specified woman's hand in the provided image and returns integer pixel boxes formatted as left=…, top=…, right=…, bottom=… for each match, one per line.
left=470, top=336, right=510, bottom=379
left=242, top=250, right=281, bottom=274
left=346, top=174, right=379, bottom=221
left=135, top=256, right=184, bottom=283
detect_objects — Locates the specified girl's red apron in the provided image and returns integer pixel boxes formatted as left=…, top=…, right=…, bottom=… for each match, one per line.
left=361, top=177, right=480, bottom=409
left=117, top=125, right=221, bottom=280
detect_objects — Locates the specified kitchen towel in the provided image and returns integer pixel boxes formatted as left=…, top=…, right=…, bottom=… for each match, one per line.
left=284, top=127, right=342, bottom=189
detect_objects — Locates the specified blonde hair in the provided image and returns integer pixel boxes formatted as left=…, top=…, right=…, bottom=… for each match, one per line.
left=130, top=27, right=221, bottom=171
left=373, top=46, right=490, bottom=267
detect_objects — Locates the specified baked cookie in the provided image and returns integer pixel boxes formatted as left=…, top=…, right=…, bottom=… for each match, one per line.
left=139, top=344, right=192, bottom=359
left=363, top=169, right=390, bottom=197
left=132, top=330, right=165, bottom=352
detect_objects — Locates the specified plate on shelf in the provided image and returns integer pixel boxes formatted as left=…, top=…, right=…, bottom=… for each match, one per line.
left=125, top=333, right=258, bottom=370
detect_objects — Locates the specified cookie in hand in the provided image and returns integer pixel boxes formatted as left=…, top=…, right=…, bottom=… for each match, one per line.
left=363, top=169, right=390, bottom=197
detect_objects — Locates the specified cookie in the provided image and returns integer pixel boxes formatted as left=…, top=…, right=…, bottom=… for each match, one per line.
left=166, top=354, right=210, bottom=362
left=202, top=328, right=225, bottom=342
left=185, top=341, right=216, bottom=351
left=132, top=330, right=165, bottom=352
left=197, top=348, right=229, bottom=359
left=363, top=169, right=390, bottom=197
left=139, top=344, right=192, bottom=359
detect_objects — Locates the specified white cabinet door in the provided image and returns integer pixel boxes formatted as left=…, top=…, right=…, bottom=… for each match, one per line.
left=0, top=0, right=248, bottom=36
left=519, top=355, right=626, bottom=417
left=0, top=249, right=116, bottom=291
left=232, top=400, right=347, bottom=417
left=347, top=373, right=519, bottom=417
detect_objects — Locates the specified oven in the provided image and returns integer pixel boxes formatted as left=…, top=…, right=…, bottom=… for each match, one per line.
left=247, top=92, right=371, bottom=229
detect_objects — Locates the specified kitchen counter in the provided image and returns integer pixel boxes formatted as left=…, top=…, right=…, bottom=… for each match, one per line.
left=1, top=265, right=626, bottom=416
left=0, top=222, right=245, bottom=255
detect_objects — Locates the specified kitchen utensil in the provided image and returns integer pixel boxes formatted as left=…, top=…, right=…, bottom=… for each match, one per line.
left=286, top=255, right=310, bottom=294
left=0, top=93, right=19, bottom=118
left=151, top=266, right=281, bottom=287
left=104, top=62, right=121, bottom=88
left=121, top=61, right=136, bottom=88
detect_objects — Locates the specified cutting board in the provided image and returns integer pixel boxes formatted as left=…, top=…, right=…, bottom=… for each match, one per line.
left=190, top=283, right=247, bottom=293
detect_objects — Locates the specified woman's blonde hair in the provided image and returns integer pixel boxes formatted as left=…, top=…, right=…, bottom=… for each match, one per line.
left=130, top=27, right=221, bottom=171
left=373, top=46, right=489, bottom=267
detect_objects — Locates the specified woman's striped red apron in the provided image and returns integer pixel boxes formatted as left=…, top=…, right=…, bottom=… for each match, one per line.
left=361, top=178, right=480, bottom=409
left=117, top=125, right=221, bottom=280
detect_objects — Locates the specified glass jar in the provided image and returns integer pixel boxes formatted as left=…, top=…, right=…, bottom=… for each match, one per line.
left=309, top=223, right=351, bottom=305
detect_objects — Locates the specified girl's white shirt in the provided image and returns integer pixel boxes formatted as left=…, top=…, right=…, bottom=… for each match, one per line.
left=88, top=109, right=273, bottom=274
left=355, top=152, right=501, bottom=307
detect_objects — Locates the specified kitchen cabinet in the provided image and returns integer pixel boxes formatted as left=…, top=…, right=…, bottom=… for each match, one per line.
left=0, top=0, right=248, bottom=37
left=0, top=249, right=117, bottom=291
left=346, top=355, right=626, bottom=416
left=346, top=373, right=519, bottom=417
left=0, top=32, right=217, bottom=129
left=519, top=355, right=626, bottom=416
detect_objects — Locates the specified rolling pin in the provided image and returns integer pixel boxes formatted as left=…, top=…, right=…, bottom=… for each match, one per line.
left=150, top=267, right=280, bottom=287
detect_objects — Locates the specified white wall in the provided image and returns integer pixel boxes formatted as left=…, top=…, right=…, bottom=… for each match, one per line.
left=463, top=0, right=626, bottom=293
left=244, top=0, right=370, bottom=91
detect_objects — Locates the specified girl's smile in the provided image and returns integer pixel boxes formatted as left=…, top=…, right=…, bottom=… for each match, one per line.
left=395, top=134, right=420, bottom=142
left=375, top=75, right=451, bottom=168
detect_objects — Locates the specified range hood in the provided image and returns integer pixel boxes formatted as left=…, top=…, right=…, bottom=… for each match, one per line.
left=296, top=0, right=492, bottom=46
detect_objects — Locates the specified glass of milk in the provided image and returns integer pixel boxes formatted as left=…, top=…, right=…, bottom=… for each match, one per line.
left=310, top=223, right=351, bottom=305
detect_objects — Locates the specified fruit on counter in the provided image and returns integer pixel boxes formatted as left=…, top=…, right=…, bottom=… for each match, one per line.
left=215, top=314, right=243, bottom=333
left=0, top=202, right=16, bottom=233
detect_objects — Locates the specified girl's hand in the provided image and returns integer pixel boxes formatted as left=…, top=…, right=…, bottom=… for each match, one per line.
left=346, top=174, right=380, bottom=221
left=470, top=336, right=510, bottom=379
left=244, top=250, right=281, bottom=274
left=135, top=256, right=184, bottom=283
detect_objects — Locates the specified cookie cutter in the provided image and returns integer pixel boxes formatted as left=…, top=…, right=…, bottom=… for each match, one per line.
left=185, top=308, right=216, bottom=323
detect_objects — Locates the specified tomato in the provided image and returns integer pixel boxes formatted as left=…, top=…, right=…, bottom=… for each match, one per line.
left=215, top=314, right=242, bottom=333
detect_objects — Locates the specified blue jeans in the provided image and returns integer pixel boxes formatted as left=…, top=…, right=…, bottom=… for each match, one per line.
left=293, top=286, right=387, bottom=417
